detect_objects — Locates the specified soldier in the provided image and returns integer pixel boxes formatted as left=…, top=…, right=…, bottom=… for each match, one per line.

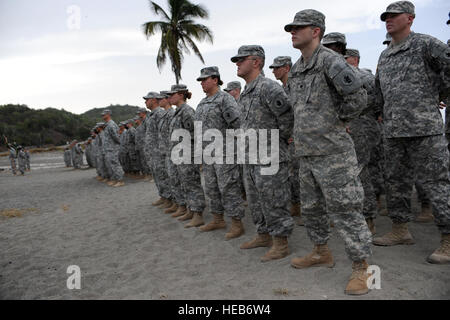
left=70, top=141, right=76, bottom=168
left=118, top=122, right=128, bottom=174
left=73, top=142, right=84, bottom=169
left=8, top=143, right=17, bottom=175
left=90, top=130, right=98, bottom=169
left=372, top=1, right=450, bottom=264
left=194, top=66, right=245, bottom=240
left=135, top=108, right=152, bottom=180
left=269, top=56, right=303, bottom=225
left=285, top=9, right=373, bottom=295
left=16, top=146, right=26, bottom=175
left=223, top=81, right=242, bottom=101
left=159, top=91, right=188, bottom=218
left=64, top=147, right=72, bottom=168
left=24, top=148, right=31, bottom=171
left=143, top=92, right=173, bottom=209
left=95, top=123, right=108, bottom=182
left=85, top=138, right=94, bottom=168
left=231, top=45, right=295, bottom=262
left=101, top=110, right=125, bottom=187
left=125, top=119, right=140, bottom=178
left=167, top=84, right=206, bottom=227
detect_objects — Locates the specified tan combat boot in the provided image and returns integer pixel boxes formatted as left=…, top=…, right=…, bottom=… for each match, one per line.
left=261, top=236, right=290, bottom=262
left=152, top=198, right=165, bottom=206
left=291, top=244, right=335, bottom=269
left=366, top=218, right=376, bottom=235
left=345, top=260, right=370, bottom=296
left=107, top=180, right=116, bottom=186
left=96, top=176, right=102, bottom=181
left=199, top=213, right=226, bottom=232
left=164, top=203, right=178, bottom=214
left=113, top=181, right=125, bottom=187
left=427, top=234, right=450, bottom=264
left=372, top=222, right=415, bottom=246
left=178, top=208, right=193, bottom=221
left=159, top=199, right=173, bottom=209
left=415, top=203, right=434, bottom=223
left=225, top=218, right=245, bottom=240
left=185, top=212, right=204, bottom=228
left=240, top=233, right=273, bottom=249
left=171, top=205, right=187, bottom=217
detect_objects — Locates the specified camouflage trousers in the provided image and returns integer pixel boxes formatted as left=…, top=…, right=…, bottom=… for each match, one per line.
left=18, top=159, right=26, bottom=174
left=384, top=135, right=450, bottom=234
left=10, top=157, right=16, bottom=174
left=105, top=149, right=124, bottom=181
left=299, top=150, right=372, bottom=262
left=166, top=155, right=185, bottom=206
left=369, top=122, right=386, bottom=197
left=136, top=148, right=151, bottom=175
left=96, top=153, right=106, bottom=178
left=26, top=159, right=30, bottom=170
left=126, top=151, right=139, bottom=173
left=176, top=163, right=205, bottom=213
left=73, top=155, right=82, bottom=169
left=151, top=153, right=171, bottom=199
left=119, top=151, right=128, bottom=172
left=243, top=162, right=294, bottom=237
left=350, top=132, right=378, bottom=219
left=289, top=144, right=301, bottom=204
left=203, top=163, right=244, bottom=219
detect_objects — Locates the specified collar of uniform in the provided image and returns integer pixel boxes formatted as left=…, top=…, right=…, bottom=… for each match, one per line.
left=204, top=90, right=222, bottom=103
left=174, top=103, right=187, bottom=116
left=242, top=73, right=264, bottom=95
left=297, top=44, right=322, bottom=73
left=386, top=31, right=415, bottom=56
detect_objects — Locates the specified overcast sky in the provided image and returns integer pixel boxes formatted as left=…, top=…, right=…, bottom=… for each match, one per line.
left=0, top=0, right=449, bottom=114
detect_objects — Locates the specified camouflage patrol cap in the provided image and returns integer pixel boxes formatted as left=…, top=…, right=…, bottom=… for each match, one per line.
left=119, top=122, right=126, bottom=127
left=136, top=107, right=147, bottom=114
left=143, top=92, right=160, bottom=100
left=383, top=33, right=392, bottom=45
left=160, top=91, right=170, bottom=98
left=223, top=81, right=242, bottom=92
left=95, top=122, right=105, bottom=128
left=381, top=1, right=415, bottom=21
left=344, top=49, right=360, bottom=58
left=269, top=56, right=292, bottom=69
left=101, top=109, right=112, bottom=116
left=167, top=84, right=188, bottom=94
left=231, top=45, right=265, bottom=62
left=284, top=9, right=326, bottom=32
left=322, top=32, right=347, bottom=46
left=126, top=119, right=135, bottom=125
left=196, top=66, right=221, bottom=81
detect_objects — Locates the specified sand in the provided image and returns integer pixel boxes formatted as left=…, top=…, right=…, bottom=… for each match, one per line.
left=0, top=151, right=449, bottom=300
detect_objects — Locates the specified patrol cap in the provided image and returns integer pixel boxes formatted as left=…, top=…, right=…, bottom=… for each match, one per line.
left=160, top=91, right=170, bottom=98
left=344, top=49, right=360, bottom=58
left=143, top=92, right=160, bottom=100
left=119, top=122, right=126, bottom=127
left=383, top=33, right=392, bottom=45
left=284, top=9, right=326, bottom=32
left=167, top=84, right=188, bottom=95
left=101, top=109, right=112, bottom=116
left=223, top=81, right=242, bottom=92
left=126, top=119, right=135, bottom=125
left=380, top=1, right=415, bottom=21
left=231, top=45, right=265, bottom=62
left=136, top=107, right=147, bottom=114
left=322, top=32, right=347, bottom=46
left=196, top=66, right=221, bottom=81
left=269, top=56, right=292, bottom=69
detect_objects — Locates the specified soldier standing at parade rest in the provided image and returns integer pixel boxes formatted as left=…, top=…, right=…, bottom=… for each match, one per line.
left=285, top=9, right=373, bottom=295
left=372, top=1, right=450, bottom=264
left=101, top=110, right=125, bottom=187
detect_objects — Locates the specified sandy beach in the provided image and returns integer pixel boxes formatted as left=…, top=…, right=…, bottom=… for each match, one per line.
left=0, top=151, right=449, bottom=300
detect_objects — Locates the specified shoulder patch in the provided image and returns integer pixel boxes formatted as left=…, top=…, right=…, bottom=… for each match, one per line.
left=328, top=59, right=362, bottom=95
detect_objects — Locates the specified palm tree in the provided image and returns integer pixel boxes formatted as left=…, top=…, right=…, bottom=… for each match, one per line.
left=142, top=0, right=214, bottom=84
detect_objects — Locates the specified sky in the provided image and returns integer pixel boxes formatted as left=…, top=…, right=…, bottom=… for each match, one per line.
left=0, top=0, right=449, bottom=115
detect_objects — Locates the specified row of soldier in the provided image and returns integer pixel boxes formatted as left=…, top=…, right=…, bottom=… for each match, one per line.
left=7, top=143, right=30, bottom=175
left=70, top=1, right=449, bottom=296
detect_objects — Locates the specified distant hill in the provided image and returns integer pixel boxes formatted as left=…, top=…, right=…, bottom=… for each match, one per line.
left=0, top=104, right=140, bottom=151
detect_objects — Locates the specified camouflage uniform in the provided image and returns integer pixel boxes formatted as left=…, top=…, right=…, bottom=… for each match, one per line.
left=17, top=149, right=26, bottom=175
left=135, top=119, right=149, bottom=175
left=64, top=149, right=72, bottom=167
left=286, top=44, right=372, bottom=261
left=146, top=106, right=171, bottom=199
left=126, top=125, right=139, bottom=173
left=73, top=144, right=83, bottom=169
left=237, top=70, right=295, bottom=237
left=24, top=150, right=30, bottom=170
left=194, top=73, right=244, bottom=219
left=160, top=106, right=184, bottom=206
left=374, top=31, right=450, bottom=234
left=169, top=102, right=206, bottom=213
left=103, top=119, right=124, bottom=181
left=97, top=131, right=108, bottom=179
left=8, top=146, right=17, bottom=174
left=119, top=128, right=128, bottom=172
